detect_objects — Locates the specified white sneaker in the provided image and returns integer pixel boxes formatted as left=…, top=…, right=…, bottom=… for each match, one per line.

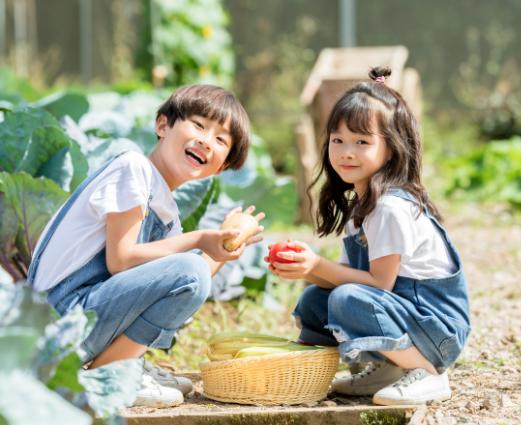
left=143, top=360, right=193, bottom=395
left=372, top=368, right=451, bottom=406
left=133, top=374, right=184, bottom=408
left=331, top=362, right=405, bottom=396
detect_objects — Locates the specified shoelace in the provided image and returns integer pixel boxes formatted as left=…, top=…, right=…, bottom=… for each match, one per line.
left=392, top=368, right=427, bottom=387
left=352, top=362, right=382, bottom=380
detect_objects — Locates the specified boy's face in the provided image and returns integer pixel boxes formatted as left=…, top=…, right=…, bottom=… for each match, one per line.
left=154, top=114, right=232, bottom=189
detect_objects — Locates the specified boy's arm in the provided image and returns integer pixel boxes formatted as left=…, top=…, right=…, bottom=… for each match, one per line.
left=105, top=206, right=244, bottom=274
left=201, top=253, right=225, bottom=277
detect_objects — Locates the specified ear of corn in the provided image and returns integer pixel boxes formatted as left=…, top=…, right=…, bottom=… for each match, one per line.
left=206, top=332, right=321, bottom=361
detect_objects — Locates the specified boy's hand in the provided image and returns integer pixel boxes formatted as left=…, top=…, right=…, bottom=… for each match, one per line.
left=199, top=206, right=264, bottom=262
left=199, top=228, right=246, bottom=262
left=224, top=205, right=265, bottom=246
left=266, top=241, right=320, bottom=280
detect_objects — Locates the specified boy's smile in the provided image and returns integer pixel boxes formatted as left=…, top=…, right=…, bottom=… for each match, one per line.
left=328, top=120, right=390, bottom=196
left=150, top=114, right=232, bottom=190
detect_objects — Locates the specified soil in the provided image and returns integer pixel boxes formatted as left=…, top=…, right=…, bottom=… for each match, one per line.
left=129, top=205, right=521, bottom=424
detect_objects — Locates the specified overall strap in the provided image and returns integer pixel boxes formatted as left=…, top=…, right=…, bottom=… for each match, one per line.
left=385, top=187, right=461, bottom=268
left=27, top=153, right=127, bottom=285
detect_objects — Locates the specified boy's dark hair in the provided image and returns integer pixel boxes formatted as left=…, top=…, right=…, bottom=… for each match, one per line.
left=156, top=84, right=250, bottom=170
left=309, top=66, right=442, bottom=237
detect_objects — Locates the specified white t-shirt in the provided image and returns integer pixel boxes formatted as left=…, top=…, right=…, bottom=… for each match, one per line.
left=33, top=151, right=182, bottom=292
left=339, top=195, right=456, bottom=279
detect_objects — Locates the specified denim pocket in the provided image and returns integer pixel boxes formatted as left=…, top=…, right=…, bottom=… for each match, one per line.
left=416, top=315, right=467, bottom=364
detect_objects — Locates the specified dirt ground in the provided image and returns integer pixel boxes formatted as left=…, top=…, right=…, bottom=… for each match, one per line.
left=130, top=204, right=521, bottom=424
left=418, top=209, right=521, bottom=424
left=265, top=206, right=521, bottom=424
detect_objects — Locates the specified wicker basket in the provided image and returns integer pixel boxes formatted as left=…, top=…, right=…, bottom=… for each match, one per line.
left=200, top=347, right=339, bottom=405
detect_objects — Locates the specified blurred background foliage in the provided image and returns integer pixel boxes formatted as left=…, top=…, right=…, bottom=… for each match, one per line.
left=0, top=1, right=520, bottom=418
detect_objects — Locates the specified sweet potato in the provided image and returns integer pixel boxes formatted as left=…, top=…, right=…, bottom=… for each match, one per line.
left=220, top=212, right=258, bottom=251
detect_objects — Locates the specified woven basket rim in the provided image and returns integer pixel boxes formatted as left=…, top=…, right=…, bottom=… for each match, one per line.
left=200, top=346, right=338, bottom=369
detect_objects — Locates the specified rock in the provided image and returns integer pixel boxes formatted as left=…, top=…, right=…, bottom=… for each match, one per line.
left=319, top=400, right=337, bottom=407
left=500, top=394, right=514, bottom=408
left=302, top=401, right=318, bottom=408
left=465, top=400, right=480, bottom=413
left=481, top=398, right=494, bottom=410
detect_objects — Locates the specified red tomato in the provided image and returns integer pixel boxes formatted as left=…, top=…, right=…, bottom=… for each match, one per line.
left=268, top=242, right=301, bottom=264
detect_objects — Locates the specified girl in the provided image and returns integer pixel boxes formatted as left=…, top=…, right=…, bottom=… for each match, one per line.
left=268, top=67, right=470, bottom=406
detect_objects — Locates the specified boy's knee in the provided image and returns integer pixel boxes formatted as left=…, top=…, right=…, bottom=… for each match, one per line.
left=176, top=252, right=211, bottom=300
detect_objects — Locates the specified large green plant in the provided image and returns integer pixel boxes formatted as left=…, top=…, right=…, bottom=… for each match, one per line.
left=149, top=0, right=234, bottom=87
left=444, top=137, right=521, bottom=210
left=0, top=281, right=142, bottom=424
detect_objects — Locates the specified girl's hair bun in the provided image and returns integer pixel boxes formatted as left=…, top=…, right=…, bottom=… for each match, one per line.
left=369, top=66, right=392, bottom=81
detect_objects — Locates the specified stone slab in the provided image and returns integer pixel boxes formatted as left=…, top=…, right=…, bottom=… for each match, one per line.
left=123, top=372, right=420, bottom=425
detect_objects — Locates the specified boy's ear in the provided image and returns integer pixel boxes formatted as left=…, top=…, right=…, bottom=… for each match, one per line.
left=155, top=115, right=169, bottom=140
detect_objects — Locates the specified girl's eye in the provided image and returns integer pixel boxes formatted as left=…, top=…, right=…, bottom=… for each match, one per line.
left=331, top=138, right=342, bottom=144
left=356, top=139, right=368, bottom=145
left=217, top=137, right=227, bottom=145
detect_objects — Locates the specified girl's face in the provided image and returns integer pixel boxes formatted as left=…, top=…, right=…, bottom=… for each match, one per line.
left=153, top=114, right=232, bottom=189
left=328, top=119, right=390, bottom=196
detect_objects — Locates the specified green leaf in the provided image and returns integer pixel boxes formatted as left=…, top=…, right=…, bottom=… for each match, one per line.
left=0, top=172, right=68, bottom=275
left=0, top=108, right=89, bottom=191
left=0, top=327, right=39, bottom=371
left=0, top=108, right=59, bottom=173
left=35, top=305, right=96, bottom=371
left=47, top=352, right=85, bottom=393
left=79, top=358, right=142, bottom=417
left=178, top=177, right=220, bottom=232
left=32, top=92, right=89, bottom=122
left=0, top=281, right=23, bottom=326
left=37, top=136, right=89, bottom=192
left=0, top=371, right=92, bottom=425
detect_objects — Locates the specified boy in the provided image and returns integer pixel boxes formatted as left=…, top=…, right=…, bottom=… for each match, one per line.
left=28, top=85, right=264, bottom=407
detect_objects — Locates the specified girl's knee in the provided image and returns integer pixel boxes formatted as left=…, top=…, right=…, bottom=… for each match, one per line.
left=328, top=284, right=377, bottom=318
left=297, top=284, right=329, bottom=308
left=294, top=284, right=331, bottom=328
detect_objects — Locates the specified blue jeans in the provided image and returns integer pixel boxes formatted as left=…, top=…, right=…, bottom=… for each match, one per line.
left=52, top=253, right=211, bottom=363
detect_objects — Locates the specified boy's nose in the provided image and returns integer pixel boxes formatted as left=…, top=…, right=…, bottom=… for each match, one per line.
left=196, top=138, right=211, bottom=151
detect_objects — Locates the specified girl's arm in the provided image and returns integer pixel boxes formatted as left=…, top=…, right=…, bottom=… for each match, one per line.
left=105, top=206, right=263, bottom=274
left=302, top=273, right=336, bottom=289
left=271, top=241, right=400, bottom=292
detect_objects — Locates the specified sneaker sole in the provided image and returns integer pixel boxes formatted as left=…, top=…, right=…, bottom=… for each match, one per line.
left=332, top=385, right=386, bottom=396
left=372, top=391, right=451, bottom=406
left=133, top=397, right=184, bottom=408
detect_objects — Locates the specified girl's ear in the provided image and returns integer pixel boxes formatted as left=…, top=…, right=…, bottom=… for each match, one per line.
left=155, top=115, right=168, bottom=140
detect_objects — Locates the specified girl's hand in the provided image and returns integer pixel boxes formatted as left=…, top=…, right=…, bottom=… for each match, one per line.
left=266, top=241, right=320, bottom=280
left=225, top=205, right=265, bottom=246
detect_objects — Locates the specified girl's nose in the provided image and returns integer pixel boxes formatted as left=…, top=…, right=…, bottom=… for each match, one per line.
left=340, top=149, right=354, bottom=159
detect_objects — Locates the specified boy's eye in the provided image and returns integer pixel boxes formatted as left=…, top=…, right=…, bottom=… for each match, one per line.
left=192, top=120, right=204, bottom=129
left=216, top=136, right=228, bottom=145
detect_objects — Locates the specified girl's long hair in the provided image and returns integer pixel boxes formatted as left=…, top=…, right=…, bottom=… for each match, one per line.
left=309, top=66, right=442, bottom=237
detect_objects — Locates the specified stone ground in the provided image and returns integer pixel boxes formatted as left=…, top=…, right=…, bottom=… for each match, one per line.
left=129, top=204, right=521, bottom=424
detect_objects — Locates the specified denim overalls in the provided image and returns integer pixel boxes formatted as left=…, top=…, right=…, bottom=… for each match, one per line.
left=28, top=153, right=211, bottom=363
left=293, top=189, right=471, bottom=373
